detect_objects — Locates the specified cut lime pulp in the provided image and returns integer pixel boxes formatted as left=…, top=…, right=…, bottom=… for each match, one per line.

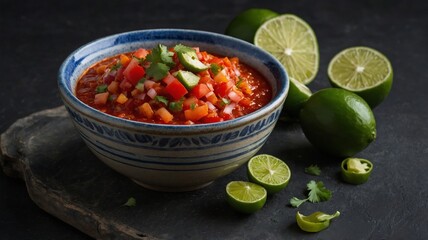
left=328, top=46, right=393, bottom=108
left=247, top=154, right=291, bottom=194
left=226, top=181, right=267, bottom=214
left=254, top=14, right=319, bottom=85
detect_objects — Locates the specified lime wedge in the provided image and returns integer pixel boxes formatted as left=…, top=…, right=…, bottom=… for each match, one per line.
left=247, top=154, right=291, bottom=194
left=254, top=14, right=319, bottom=85
left=226, top=181, right=267, bottom=214
left=283, top=77, right=312, bottom=117
left=296, top=211, right=340, bottom=233
left=328, top=46, right=393, bottom=108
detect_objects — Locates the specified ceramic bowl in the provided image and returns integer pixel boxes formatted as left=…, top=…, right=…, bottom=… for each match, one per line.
left=58, top=29, right=289, bottom=192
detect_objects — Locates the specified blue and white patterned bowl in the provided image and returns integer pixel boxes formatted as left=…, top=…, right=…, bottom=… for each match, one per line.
left=58, top=29, right=289, bottom=192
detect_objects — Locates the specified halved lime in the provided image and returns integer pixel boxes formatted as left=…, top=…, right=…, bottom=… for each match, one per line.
left=226, top=181, right=267, bottom=214
left=296, top=211, right=340, bottom=233
left=254, top=14, right=319, bottom=85
left=247, top=154, right=291, bottom=194
left=328, top=46, right=393, bottom=108
left=283, top=77, right=312, bottom=117
left=225, top=8, right=279, bottom=43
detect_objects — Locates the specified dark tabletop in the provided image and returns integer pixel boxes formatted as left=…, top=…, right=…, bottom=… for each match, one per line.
left=1, top=0, right=427, bottom=239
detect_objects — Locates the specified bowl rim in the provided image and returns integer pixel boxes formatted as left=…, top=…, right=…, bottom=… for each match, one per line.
left=58, top=28, right=289, bottom=132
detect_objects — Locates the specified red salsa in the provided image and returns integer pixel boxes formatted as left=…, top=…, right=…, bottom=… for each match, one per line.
left=75, top=44, right=272, bottom=124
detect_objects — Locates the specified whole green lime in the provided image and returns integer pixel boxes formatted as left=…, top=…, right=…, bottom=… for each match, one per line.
left=225, top=8, right=279, bottom=43
left=299, top=88, right=376, bottom=157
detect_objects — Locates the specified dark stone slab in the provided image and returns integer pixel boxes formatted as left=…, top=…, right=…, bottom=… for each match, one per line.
left=1, top=106, right=427, bottom=239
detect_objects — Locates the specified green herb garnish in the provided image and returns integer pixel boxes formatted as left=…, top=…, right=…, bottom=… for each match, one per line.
left=305, top=164, right=321, bottom=176
left=110, top=62, right=122, bottom=71
left=155, top=95, right=169, bottom=105
left=210, top=63, right=221, bottom=76
left=290, top=180, right=332, bottom=208
left=96, top=84, right=108, bottom=93
left=174, top=44, right=195, bottom=54
left=169, top=100, right=183, bottom=112
left=122, top=197, right=136, bottom=207
left=145, top=44, right=175, bottom=81
left=146, top=62, right=170, bottom=81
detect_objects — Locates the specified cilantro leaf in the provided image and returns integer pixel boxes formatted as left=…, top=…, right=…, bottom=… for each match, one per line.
left=290, top=197, right=308, bottom=208
left=305, top=164, right=321, bottom=176
left=174, top=44, right=195, bottom=54
left=122, top=197, right=136, bottom=207
left=155, top=95, right=169, bottom=105
left=96, top=84, right=108, bottom=93
left=289, top=180, right=332, bottom=208
left=146, top=62, right=169, bottom=81
left=307, top=180, right=332, bottom=203
left=210, top=63, right=221, bottom=76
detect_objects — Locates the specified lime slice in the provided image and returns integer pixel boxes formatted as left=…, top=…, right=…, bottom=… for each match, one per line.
left=225, top=8, right=279, bottom=43
left=247, top=154, right=291, bottom=194
left=254, top=14, right=319, bottom=85
left=283, top=77, right=312, bottom=117
left=176, top=70, right=200, bottom=90
left=226, top=181, right=267, bottom=214
left=341, top=158, right=373, bottom=185
left=177, top=51, right=209, bottom=72
left=328, top=46, right=393, bottom=108
left=296, top=211, right=340, bottom=233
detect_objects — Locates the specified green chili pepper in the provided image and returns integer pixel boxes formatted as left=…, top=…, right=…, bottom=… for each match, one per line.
left=341, top=158, right=373, bottom=185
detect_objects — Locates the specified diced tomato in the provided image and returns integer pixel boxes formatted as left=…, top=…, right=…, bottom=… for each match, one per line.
left=120, top=54, right=131, bottom=66
left=107, top=81, right=119, bottom=93
left=123, top=59, right=145, bottom=85
left=138, top=102, right=154, bottom=119
left=223, top=57, right=232, bottom=68
left=184, top=104, right=209, bottom=122
left=183, top=96, right=198, bottom=110
left=214, top=81, right=234, bottom=97
left=133, top=48, right=149, bottom=59
left=119, top=80, right=133, bottom=92
left=199, top=76, right=213, bottom=84
left=116, top=93, right=128, bottom=104
left=94, top=92, right=109, bottom=105
left=239, top=97, right=251, bottom=107
left=191, top=83, right=211, bottom=99
left=162, top=73, right=176, bottom=85
left=205, top=92, right=218, bottom=104
left=202, top=116, right=223, bottom=123
left=115, top=67, right=125, bottom=82
left=156, top=107, right=173, bottom=123
left=213, top=71, right=228, bottom=83
left=165, top=78, right=188, bottom=100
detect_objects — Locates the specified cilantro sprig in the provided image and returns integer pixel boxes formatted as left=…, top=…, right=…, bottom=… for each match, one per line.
left=304, top=164, right=321, bottom=176
left=290, top=180, right=332, bottom=208
left=145, top=44, right=175, bottom=80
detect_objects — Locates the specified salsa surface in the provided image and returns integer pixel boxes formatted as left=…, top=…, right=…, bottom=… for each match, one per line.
left=75, top=44, right=272, bottom=125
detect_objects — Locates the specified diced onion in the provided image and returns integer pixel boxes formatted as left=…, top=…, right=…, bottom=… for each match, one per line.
left=228, top=91, right=242, bottom=103
left=223, top=103, right=236, bottom=115
left=147, top=88, right=157, bottom=99
left=206, top=83, right=214, bottom=91
left=207, top=101, right=216, bottom=110
left=144, top=80, right=156, bottom=89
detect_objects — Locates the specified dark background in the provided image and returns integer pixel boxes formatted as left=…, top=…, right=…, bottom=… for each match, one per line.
left=1, top=0, right=427, bottom=239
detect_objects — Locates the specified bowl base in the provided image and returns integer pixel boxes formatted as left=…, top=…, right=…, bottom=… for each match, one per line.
left=131, top=179, right=214, bottom=192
